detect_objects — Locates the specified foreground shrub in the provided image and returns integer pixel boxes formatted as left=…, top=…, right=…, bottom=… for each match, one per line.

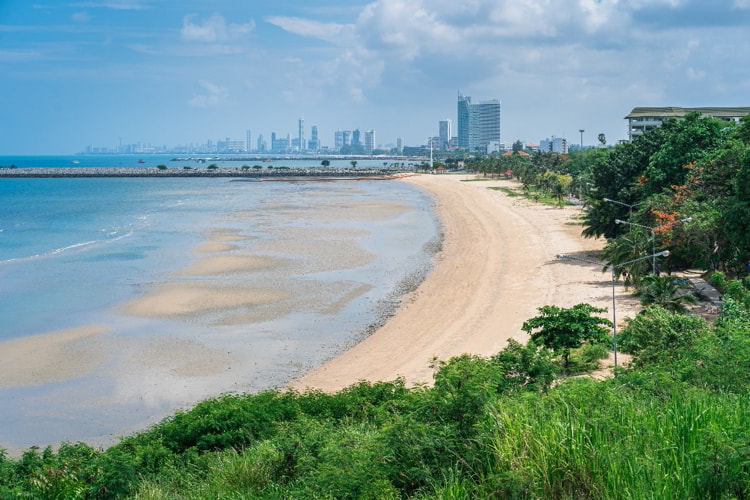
left=618, top=305, right=709, bottom=364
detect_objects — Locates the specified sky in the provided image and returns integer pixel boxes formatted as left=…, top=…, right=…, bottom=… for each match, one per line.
left=1, top=0, right=749, bottom=154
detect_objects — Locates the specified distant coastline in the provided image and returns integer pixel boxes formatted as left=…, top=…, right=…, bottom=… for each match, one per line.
left=0, top=166, right=415, bottom=179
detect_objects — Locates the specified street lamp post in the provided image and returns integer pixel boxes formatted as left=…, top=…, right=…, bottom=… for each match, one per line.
left=603, top=197, right=637, bottom=222
left=615, top=217, right=692, bottom=275
left=556, top=250, right=670, bottom=373
left=579, top=129, right=584, bottom=150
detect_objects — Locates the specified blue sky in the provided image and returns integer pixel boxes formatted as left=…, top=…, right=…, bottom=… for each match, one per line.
left=1, top=0, right=749, bottom=154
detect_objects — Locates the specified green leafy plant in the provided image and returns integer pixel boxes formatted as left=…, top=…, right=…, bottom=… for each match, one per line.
left=635, top=275, right=698, bottom=313
left=522, top=303, right=612, bottom=370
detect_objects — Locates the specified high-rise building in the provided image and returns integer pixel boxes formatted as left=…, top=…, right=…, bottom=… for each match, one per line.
left=457, top=93, right=471, bottom=149
left=364, top=130, right=375, bottom=154
left=439, top=119, right=452, bottom=150
left=246, top=129, right=252, bottom=152
left=308, top=125, right=319, bottom=151
left=257, top=134, right=266, bottom=152
left=334, top=131, right=344, bottom=151
left=396, top=137, right=403, bottom=154
left=540, top=136, right=568, bottom=154
left=457, top=93, right=502, bottom=151
left=298, top=117, right=305, bottom=152
left=352, top=129, right=361, bottom=147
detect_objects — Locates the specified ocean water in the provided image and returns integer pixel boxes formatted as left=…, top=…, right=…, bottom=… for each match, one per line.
left=0, top=170, right=438, bottom=450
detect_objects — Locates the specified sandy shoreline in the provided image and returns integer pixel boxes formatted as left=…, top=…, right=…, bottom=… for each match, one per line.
left=291, top=174, right=640, bottom=392
left=0, top=174, right=642, bottom=453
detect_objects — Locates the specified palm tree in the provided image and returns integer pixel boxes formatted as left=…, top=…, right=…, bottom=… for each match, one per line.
left=601, top=228, right=653, bottom=288
left=635, top=275, right=697, bottom=313
left=350, top=160, right=357, bottom=169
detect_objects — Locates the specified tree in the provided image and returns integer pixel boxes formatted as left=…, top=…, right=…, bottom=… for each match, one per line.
left=600, top=228, right=653, bottom=287
left=512, top=140, right=524, bottom=152
left=350, top=160, right=357, bottom=169
left=522, top=303, right=612, bottom=370
left=598, top=133, right=606, bottom=146
left=321, top=159, right=330, bottom=167
left=634, top=275, right=698, bottom=314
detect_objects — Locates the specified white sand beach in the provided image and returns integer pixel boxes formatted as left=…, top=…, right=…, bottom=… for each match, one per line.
left=291, top=174, right=640, bottom=392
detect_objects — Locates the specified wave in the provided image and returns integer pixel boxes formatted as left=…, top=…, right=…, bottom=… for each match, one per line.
left=0, top=231, right=134, bottom=264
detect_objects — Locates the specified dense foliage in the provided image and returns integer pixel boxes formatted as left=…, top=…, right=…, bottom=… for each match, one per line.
left=2, top=287, right=750, bottom=498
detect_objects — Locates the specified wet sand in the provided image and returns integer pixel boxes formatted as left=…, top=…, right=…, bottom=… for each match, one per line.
left=0, top=174, right=640, bottom=452
left=292, top=175, right=641, bottom=392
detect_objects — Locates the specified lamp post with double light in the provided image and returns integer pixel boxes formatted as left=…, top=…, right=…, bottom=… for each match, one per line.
left=556, top=250, right=670, bottom=372
left=615, top=217, right=692, bottom=275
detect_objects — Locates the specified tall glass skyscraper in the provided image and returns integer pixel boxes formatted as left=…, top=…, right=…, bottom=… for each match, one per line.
left=457, top=93, right=471, bottom=149
left=457, top=93, right=501, bottom=152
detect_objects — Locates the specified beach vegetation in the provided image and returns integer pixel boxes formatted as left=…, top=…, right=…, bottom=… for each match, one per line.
left=634, top=275, right=697, bottom=313
left=522, top=303, right=612, bottom=370
left=207, top=164, right=218, bottom=170
left=2, top=298, right=750, bottom=498
left=321, top=159, right=330, bottom=167
left=156, top=165, right=167, bottom=170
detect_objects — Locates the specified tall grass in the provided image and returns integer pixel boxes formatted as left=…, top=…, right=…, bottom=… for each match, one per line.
left=481, top=380, right=750, bottom=499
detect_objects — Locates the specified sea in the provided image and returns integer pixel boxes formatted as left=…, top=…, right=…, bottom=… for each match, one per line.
left=0, top=155, right=439, bottom=451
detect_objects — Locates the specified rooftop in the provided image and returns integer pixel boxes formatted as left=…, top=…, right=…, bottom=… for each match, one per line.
left=625, top=107, right=750, bottom=119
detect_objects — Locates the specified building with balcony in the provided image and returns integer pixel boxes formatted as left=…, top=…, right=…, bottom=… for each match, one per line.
left=625, top=107, right=750, bottom=141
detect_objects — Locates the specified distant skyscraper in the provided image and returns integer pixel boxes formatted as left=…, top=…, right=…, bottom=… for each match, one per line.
left=343, top=130, right=351, bottom=146
left=457, top=93, right=471, bottom=149
left=309, top=125, right=319, bottom=151
left=439, top=119, right=452, bottom=150
left=246, top=129, right=252, bottom=152
left=397, top=137, right=403, bottom=154
left=257, top=134, right=265, bottom=152
left=364, top=130, right=375, bottom=154
left=457, top=93, right=501, bottom=151
left=540, top=136, right=568, bottom=154
left=335, top=130, right=344, bottom=151
left=352, top=129, right=361, bottom=147
left=298, top=117, right=305, bottom=152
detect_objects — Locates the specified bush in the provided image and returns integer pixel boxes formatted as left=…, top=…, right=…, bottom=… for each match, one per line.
left=618, top=305, right=709, bottom=364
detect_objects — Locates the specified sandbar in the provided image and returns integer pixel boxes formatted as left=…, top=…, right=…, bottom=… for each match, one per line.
left=0, top=325, right=110, bottom=388
left=291, top=175, right=641, bottom=392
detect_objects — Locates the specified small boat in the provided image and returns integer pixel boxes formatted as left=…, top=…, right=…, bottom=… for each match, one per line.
left=138, top=159, right=145, bottom=164
left=71, top=160, right=80, bottom=164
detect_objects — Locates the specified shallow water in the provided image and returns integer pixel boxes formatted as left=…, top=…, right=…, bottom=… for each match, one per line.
left=0, top=176, right=438, bottom=450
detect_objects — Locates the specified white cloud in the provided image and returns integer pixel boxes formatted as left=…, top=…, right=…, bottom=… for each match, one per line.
left=687, top=67, right=706, bottom=80
left=181, top=14, right=255, bottom=43
left=71, top=11, right=91, bottom=22
left=188, top=80, right=227, bottom=107
left=266, top=16, right=355, bottom=44
left=69, top=1, right=149, bottom=10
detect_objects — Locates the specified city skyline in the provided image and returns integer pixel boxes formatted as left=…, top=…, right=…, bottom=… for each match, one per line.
left=1, top=1, right=749, bottom=155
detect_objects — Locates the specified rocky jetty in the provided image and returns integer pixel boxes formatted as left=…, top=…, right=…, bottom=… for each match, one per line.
left=0, top=167, right=415, bottom=179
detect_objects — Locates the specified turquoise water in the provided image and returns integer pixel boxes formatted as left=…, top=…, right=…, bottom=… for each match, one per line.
left=0, top=170, right=438, bottom=449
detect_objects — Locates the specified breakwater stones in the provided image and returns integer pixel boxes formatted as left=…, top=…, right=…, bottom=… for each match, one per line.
left=0, top=167, right=415, bottom=179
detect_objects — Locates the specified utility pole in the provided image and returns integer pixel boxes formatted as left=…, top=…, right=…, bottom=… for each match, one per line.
left=579, top=129, right=584, bottom=150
